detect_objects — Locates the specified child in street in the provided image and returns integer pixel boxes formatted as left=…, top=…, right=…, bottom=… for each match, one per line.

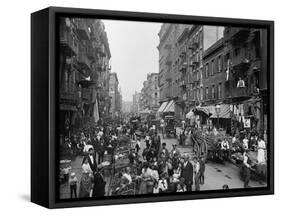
left=69, top=172, right=78, bottom=198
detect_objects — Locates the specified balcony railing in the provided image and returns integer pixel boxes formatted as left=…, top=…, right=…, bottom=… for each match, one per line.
left=75, top=44, right=92, bottom=75
left=93, top=42, right=106, bottom=57
left=224, top=27, right=250, bottom=46
left=228, top=87, right=250, bottom=99
left=76, top=19, right=90, bottom=40
left=60, top=29, right=79, bottom=57
left=86, top=42, right=96, bottom=60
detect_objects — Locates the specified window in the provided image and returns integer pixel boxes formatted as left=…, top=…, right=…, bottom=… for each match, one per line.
left=211, top=60, right=215, bottom=76
left=218, top=55, right=222, bottom=72
left=211, top=85, right=215, bottom=99
left=200, top=87, right=203, bottom=100
left=218, top=83, right=222, bottom=99
left=205, top=63, right=209, bottom=79
left=205, top=87, right=209, bottom=99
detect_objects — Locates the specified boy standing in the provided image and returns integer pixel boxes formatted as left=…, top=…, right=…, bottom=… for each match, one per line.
left=69, top=172, right=78, bottom=198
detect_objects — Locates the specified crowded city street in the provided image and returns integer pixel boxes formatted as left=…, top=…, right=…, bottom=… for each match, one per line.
left=59, top=122, right=267, bottom=199
left=58, top=18, right=268, bottom=199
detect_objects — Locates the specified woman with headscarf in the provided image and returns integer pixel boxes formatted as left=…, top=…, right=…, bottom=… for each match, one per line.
left=79, top=169, right=93, bottom=198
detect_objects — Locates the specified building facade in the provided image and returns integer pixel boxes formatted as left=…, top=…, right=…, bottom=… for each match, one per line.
left=109, top=73, right=122, bottom=118
left=157, top=25, right=268, bottom=136
left=59, top=18, right=111, bottom=136
left=132, top=91, right=141, bottom=114
left=140, top=73, right=160, bottom=112
left=122, top=101, right=133, bottom=113
left=223, top=27, right=268, bottom=135
left=157, top=24, right=224, bottom=120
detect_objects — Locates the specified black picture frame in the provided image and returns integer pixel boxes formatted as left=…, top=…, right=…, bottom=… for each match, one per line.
left=31, top=6, right=274, bottom=209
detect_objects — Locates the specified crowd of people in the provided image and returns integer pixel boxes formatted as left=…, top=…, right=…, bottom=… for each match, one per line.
left=59, top=117, right=267, bottom=199
left=112, top=126, right=207, bottom=195
left=60, top=124, right=123, bottom=199
left=60, top=121, right=208, bottom=199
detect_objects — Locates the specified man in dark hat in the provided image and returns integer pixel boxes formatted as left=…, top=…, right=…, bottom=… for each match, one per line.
left=180, top=154, right=193, bottom=191
left=158, top=143, right=169, bottom=160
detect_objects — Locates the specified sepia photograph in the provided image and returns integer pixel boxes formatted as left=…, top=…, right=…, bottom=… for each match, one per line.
left=58, top=17, right=269, bottom=200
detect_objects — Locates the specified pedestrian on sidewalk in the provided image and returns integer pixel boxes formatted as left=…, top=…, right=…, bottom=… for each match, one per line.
left=79, top=170, right=93, bottom=198
left=69, top=172, right=78, bottom=199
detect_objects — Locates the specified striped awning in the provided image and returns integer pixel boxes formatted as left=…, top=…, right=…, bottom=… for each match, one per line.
left=163, top=100, right=175, bottom=113
left=157, top=101, right=169, bottom=113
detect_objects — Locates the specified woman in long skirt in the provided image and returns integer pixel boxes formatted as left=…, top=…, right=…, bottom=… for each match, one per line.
left=79, top=172, right=93, bottom=198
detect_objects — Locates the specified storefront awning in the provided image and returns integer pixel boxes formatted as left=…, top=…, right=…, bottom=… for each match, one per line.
left=163, top=100, right=175, bottom=113
left=193, top=106, right=212, bottom=117
left=157, top=101, right=168, bottom=113
left=209, top=104, right=231, bottom=119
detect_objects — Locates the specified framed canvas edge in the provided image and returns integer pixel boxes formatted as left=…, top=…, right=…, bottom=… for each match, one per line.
left=44, top=6, right=274, bottom=209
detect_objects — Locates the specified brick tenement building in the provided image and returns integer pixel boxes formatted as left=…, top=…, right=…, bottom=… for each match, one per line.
left=202, top=38, right=225, bottom=105
left=223, top=27, right=268, bottom=136
left=59, top=18, right=111, bottom=136
left=157, top=24, right=191, bottom=118
left=157, top=24, right=224, bottom=120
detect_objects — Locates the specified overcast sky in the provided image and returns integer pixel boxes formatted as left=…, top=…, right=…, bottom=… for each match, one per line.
left=103, top=19, right=161, bottom=101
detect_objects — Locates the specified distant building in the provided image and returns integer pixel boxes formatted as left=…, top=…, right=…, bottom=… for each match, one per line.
left=132, top=91, right=141, bottom=113
left=140, top=73, right=160, bottom=112
left=122, top=101, right=133, bottom=113
left=109, top=73, right=121, bottom=118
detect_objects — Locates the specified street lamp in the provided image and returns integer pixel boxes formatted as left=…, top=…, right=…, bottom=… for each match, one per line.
left=215, top=104, right=221, bottom=129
